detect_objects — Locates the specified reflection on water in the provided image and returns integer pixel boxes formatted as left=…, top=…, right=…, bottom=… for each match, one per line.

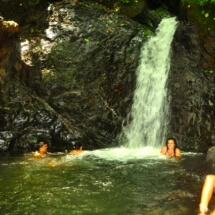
left=0, top=148, right=207, bottom=215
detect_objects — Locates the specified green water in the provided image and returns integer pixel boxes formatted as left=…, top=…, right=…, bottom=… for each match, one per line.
left=0, top=150, right=207, bottom=215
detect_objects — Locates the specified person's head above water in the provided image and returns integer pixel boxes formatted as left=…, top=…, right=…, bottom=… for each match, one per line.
left=160, top=137, right=181, bottom=158
left=34, top=141, right=48, bottom=157
left=38, top=142, right=48, bottom=153
left=73, top=142, right=82, bottom=150
left=68, top=142, right=84, bottom=155
left=165, top=137, right=178, bottom=150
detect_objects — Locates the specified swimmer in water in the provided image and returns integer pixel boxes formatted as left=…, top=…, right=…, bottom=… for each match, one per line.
left=160, top=137, right=181, bottom=158
left=33, top=142, right=48, bottom=158
left=68, top=142, right=84, bottom=155
left=199, top=174, right=215, bottom=214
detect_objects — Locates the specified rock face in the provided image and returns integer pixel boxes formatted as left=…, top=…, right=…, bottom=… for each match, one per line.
left=168, top=21, right=215, bottom=152
left=206, top=146, right=215, bottom=163
left=0, top=20, right=19, bottom=87
left=0, top=0, right=146, bottom=151
left=0, top=0, right=214, bottom=152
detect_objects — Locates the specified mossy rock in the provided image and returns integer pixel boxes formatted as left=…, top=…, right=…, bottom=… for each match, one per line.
left=150, top=6, right=173, bottom=20
left=120, top=0, right=147, bottom=17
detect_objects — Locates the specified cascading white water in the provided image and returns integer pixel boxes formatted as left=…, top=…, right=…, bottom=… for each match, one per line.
left=121, top=17, right=178, bottom=149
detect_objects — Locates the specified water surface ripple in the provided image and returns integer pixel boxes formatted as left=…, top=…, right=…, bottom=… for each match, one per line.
left=0, top=148, right=206, bottom=215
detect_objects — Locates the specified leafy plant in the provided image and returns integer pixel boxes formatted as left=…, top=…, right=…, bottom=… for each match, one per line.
left=198, top=0, right=215, bottom=5
left=199, top=0, right=209, bottom=6
left=183, top=0, right=215, bottom=6
left=84, top=38, right=90, bottom=43
left=204, top=69, right=214, bottom=74
left=182, top=0, right=215, bottom=31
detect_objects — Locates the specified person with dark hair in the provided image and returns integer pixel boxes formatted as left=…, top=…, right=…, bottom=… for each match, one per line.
left=160, top=137, right=181, bottom=157
left=33, top=142, right=48, bottom=158
left=68, top=142, right=84, bottom=155
left=199, top=174, right=215, bottom=214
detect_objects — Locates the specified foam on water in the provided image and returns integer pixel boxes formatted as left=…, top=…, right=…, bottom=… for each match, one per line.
left=88, top=146, right=165, bottom=162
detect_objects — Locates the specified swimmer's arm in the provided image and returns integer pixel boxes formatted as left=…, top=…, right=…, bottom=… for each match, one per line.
left=175, top=148, right=181, bottom=157
left=160, top=146, right=167, bottom=155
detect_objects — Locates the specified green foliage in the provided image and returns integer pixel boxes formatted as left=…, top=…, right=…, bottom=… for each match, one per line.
left=143, top=28, right=153, bottom=37
left=28, top=0, right=40, bottom=6
left=26, top=137, right=38, bottom=144
left=182, top=0, right=215, bottom=6
left=121, top=0, right=130, bottom=3
left=198, top=0, right=209, bottom=6
left=198, top=0, right=215, bottom=5
left=204, top=69, right=214, bottom=74
left=119, top=0, right=146, bottom=18
left=120, top=0, right=138, bottom=3
left=182, top=0, right=215, bottom=32
left=84, top=38, right=90, bottom=43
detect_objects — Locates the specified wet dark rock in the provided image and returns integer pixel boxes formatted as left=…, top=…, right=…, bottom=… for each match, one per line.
left=161, top=0, right=180, bottom=15
left=168, top=21, right=215, bottom=152
left=0, top=0, right=215, bottom=152
left=0, top=0, right=146, bottom=151
left=0, top=139, right=9, bottom=151
left=206, top=146, right=215, bottom=163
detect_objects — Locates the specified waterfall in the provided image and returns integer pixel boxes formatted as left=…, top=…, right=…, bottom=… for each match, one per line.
left=121, top=17, right=178, bottom=149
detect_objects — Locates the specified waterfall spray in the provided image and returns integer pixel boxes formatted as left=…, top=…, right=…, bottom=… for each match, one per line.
left=121, top=17, right=178, bottom=149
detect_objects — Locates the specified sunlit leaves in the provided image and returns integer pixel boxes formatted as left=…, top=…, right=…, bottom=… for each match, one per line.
left=205, top=13, right=209, bottom=17
left=204, top=69, right=214, bottom=74
left=84, top=38, right=90, bottom=43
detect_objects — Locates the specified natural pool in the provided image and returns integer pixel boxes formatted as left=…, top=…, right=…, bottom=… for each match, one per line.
left=0, top=147, right=209, bottom=215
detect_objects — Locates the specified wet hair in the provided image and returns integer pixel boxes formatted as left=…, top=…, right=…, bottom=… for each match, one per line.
left=73, top=142, right=82, bottom=150
left=38, top=141, right=45, bottom=147
left=166, top=137, right=178, bottom=155
left=37, top=141, right=48, bottom=149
